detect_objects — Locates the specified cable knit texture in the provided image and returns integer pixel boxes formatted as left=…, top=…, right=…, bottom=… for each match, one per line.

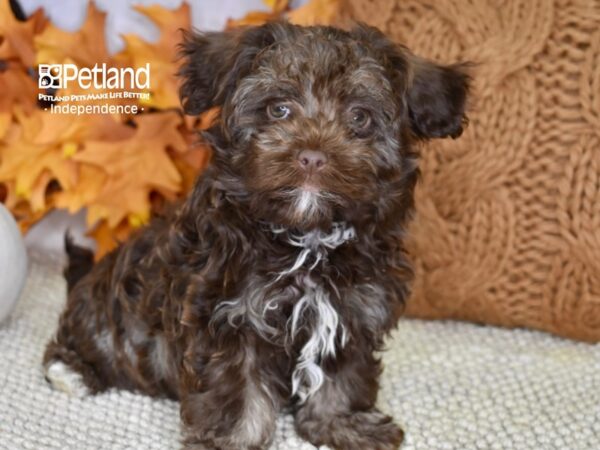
left=343, top=0, right=600, bottom=342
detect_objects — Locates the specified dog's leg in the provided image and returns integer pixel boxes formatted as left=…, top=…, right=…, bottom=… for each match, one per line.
left=294, top=345, right=404, bottom=450
left=180, top=337, right=281, bottom=450
left=43, top=290, right=112, bottom=397
left=43, top=256, right=137, bottom=397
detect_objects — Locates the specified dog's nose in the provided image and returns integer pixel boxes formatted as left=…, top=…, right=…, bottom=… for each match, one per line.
left=297, top=150, right=327, bottom=172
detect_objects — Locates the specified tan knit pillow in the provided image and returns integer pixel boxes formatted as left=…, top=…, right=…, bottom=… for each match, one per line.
left=343, top=0, right=600, bottom=342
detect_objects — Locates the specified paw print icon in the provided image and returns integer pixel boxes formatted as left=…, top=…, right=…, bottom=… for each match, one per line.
left=38, top=65, right=62, bottom=89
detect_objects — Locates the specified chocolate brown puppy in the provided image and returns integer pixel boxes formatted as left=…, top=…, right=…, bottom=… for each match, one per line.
left=44, top=22, right=469, bottom=450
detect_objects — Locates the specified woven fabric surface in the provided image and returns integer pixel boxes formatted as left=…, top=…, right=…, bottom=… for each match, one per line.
left=341, top=0, right=600, bottom=341
left=1, top=253, right=599, bottom=449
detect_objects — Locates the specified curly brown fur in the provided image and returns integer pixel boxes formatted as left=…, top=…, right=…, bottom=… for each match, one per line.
left=44, top=21, right=469, bottom=450
left=63, top=233, right=94, bottom=292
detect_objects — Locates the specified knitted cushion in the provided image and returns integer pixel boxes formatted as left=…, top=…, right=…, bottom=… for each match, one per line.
left=1, top=254, right=599, bottom=449
left=343, top=0, right=600, bottom=341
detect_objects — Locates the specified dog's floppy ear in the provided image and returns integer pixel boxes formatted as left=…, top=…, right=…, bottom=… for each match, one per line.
left=405, top=57, right=470, bottom=139
left=178, top=24, right=277, bottom=116
left=352, top=24, right=470, bottom=139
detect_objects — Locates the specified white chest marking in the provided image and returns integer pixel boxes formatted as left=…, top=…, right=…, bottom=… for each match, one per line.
left=272, top=222, right=356, bottom=280
left=272, top=222, right=355, bottom=402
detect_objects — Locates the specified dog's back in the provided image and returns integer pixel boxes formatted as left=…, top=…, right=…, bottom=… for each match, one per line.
left=63, top=234, right=94, bottom=293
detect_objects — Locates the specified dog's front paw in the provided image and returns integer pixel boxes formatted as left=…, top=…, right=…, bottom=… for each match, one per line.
left=296, top=409, right=404, bottom=450
left=44, top=360, right=91, bottom=397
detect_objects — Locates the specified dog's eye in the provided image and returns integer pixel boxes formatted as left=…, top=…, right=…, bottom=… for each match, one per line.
left=350, top=107, right=371, bottom=130
left=267, top=103, right=292, bottom=120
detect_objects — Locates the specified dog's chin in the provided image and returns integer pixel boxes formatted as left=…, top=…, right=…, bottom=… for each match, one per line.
left=288, top=188, right=335, bottom=230
left=249, top=186, right=344, bottom=231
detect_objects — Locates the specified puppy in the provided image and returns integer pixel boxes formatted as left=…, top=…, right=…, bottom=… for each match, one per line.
left=44, top=22, right=469, bottom=450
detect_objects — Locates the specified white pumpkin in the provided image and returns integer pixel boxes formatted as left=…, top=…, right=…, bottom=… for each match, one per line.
left=0, top=204, right=28, bottom=323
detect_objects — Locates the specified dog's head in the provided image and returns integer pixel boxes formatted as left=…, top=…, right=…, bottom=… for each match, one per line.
left=179, top=22, right=469, bottom=230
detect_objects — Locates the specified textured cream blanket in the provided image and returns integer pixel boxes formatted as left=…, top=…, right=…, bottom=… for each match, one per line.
left=0, top=254, right=598, bottom=449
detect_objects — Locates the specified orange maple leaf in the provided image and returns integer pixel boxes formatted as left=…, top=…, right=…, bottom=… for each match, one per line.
left=0, top=6, right=46, bottom=142
left=33, top=4, right=136, bottom=109
left=117, top=4, right=191, bottom=110
left=226, top=0, right=288, bottom=28
left=0, top=61, right=39, bottom=116
left=0, top=108, right=97, bottom=212
left=69, top=111, right=188, bottom=228
left=34, top=3, right=111, bottom=67
left=87, top=217, right=132, bottom=259
left=287, top=0, right=341, bottom=26
left=227, top=0, right=339, bottom=28
left=226, top=11, right=281, bottom=28
left=0, top=8, right=47, bottom=66
left=52, top=114, right=135, bottom=214
left=263, top=0, right=289, bottom=13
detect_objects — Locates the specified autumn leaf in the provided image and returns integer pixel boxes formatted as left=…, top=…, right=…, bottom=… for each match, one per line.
left=262, top=0, right=289, bottom=13
left=0, top=171, right=51, bottom=233
left=88, top=218, right=132, bottom=259
left=0, top=4, right=202, bottom=254
left=0, top=111, right=10, bottom=138
left=0, top=6, right=45, bottom=127
left=69, top=111, right=187, bottom=228
left=33, top=4, right=134, bottom=110
left=287, top=0, right=341, bottom=26
left=226, top=11, right=280, bottom=28
left=172, top=139, right=211, bottom=193
left=0, top=107, right=135, bottom=211
left=227, top=0, right=339, bottom=28
left=226, top=0, right=287, bottom=28
left=0, top=8, right=47, bottom=66
left=117, top=4, right=191, bottom=110
left=52, top=114, right=135, bottom=215
left=0, top=62, right=38, bottom=115
left=175, top=108, right=215, bottom=190
left=54, top=163, right=106, bottom=214
left=34, top=3, right=110, bottom=67
left=0, top=108, right=93, bottom=212
left=11, top=198, right=51, bottom=232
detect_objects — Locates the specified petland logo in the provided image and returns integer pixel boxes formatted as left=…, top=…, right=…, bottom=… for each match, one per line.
left=38, top=63, right=151, bottom=115
left=38, top=63, right=150, bottom=90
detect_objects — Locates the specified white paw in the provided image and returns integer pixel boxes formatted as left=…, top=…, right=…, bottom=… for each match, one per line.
left=45, top=360, right=90, bottom=397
